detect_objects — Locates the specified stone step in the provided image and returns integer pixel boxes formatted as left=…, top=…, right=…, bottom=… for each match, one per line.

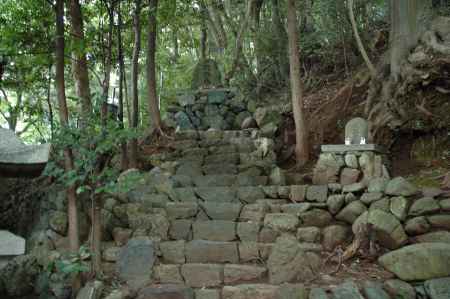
left=171, top=174, right=269, bottom=188
left=154, top=263, right=268, bottom=287
left=174, top=129, right=256, bottom=141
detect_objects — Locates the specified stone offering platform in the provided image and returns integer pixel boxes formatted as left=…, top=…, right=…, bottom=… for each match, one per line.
left=0, top=128, right=50, bottom=177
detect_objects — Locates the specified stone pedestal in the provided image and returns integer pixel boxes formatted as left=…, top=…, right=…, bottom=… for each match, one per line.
left=313, top=144, right=390, bottom=185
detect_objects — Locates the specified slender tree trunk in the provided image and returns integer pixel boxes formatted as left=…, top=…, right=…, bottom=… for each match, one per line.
left=287, top=0, right=309, bottom=166
left=46, top=63, right=54, bottom=138
left=225, top=0, right=257, bottom=84
left=348, top=0, right=376, bottom=78
left=147, top=0, right=162, bottom=129
left=100, top=1, right=114, bottom=123
left=271, top=0, right=289, bottom=82
left=68, top=0, right=92, bottom=122
left=117, top=2, right=129, bottom=170
left=129, top=0, right=142, bottom=168
left=390, top=0, right=421, bottom=80
left=56, top=0, right=79, bottom=255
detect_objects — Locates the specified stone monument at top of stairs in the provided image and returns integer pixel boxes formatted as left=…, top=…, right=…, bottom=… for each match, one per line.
left=313, top=118, right=390, bottom=185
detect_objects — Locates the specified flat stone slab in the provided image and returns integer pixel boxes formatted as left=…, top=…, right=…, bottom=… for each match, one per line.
left=0, top=128, right=50, bottom=177
left=321, top=144, right=385, bottom=153
left=0, top=230, right=25, bottom=256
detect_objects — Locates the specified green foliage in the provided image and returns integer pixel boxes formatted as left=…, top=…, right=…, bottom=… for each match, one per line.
left=44, top=100, right=141, bottom=196
left=51, top=245, right=91, bottom=275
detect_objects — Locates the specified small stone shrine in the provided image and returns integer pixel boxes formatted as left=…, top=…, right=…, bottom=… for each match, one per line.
left=165, top=88, right=253, bottom=131
left=313, top=117, right=390, bottom=185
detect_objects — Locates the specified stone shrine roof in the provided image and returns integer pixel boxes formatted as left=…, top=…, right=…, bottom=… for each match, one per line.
left=321, top=144, right=387, bottom=153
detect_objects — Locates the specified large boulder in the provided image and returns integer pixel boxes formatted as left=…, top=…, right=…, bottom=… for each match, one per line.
left=117, top=238, right=156, bottom=290
left=385, top=177, right=418, bottom=197
left=379, top=243, right=450, bottom=281
left=267, top=235, right=321, bottom=284
left=424, top=277, right=450, bottom=299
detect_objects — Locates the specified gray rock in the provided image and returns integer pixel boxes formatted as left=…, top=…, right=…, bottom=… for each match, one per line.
left=439, top=199, right=450, bottom=211
left=300, top=209, right=333, bottom=227
left=102, top=246, right=121, bottom=262
left=345, top=154, right=359, bottom=168
left=175, top=111, right=194, bottom=129
left=384, top=279, right=416, bottom=299
left=269, top=167, right=286, bottom=185
left=368, top=209, right=408, bottom=249
left=76, top=281, right=104, bottom=299
left=306, top=185, right=328, bottom=202
left=0, top=230, right=25, bottom=256
left=185, top=240, right=238, bottom=263
left=409, top=197, right=440, bottom=216
left=117, top=238, right=156, bottom=290
left=362, top=281, right=390, bottom=299
left=224, top=264, right=267, bottom=284
left=193, top=175, right=236, bottom=187
left=222, top=284, right=279, bottom=299
left=241, top=117, right=257, bottom=130
left=297, top=227, right=321, bottom=243
left=390, top=196, right=409, bottom=221
left=369, top=198, right=391, bottom=213
left=260, top=122, right=278, bottom=138
left=428, top=215, right=450, bottom=230
left=49, top=211, right=68, bottom=235
left=166, top=202, right=198, bottom=219
left=203, top=163, right=237, bottom=175
left=181, top=264, right=223, bottom=287
left=342, top=182, right=365, bottom=193
left=424, top=277, right=450, bottom=299
left=290, top=185, right=308, bottom=202
left=207, top=90, right=227, bottom=104
left=322, top=225, right=351, bottom=251
left=416, top=231, right=450, bottom=243
left=137, top=284, right=194, bottom=299
left=313, top=153, right=343, bottom=185
left=0, top=255, right=39, bottom=297
left=193, top=220, right=236, bottom=241
left=332, top=281, right=364, bottom=299
left=201, top=202, right=242, bottom=220
left=340, top=168, right=361, bottom=186
left=237, top=222, right=260, bottom=242
left=277, top=284, right=309, bottom=299
left=267, top=235, right=321, bottom=284
left=360, top=192, right=383, bottom=205
left=405, top=216, right=430, bottom=235
left=379, top=243, right=450, bottom=281
left=154, top=265, right=183, bottom=284
left=309, top=288, right=329, bottom=299
left=240, top=203, right=269, bottom=222
left=237, top=187, right=265, bottom=204
left=169, top=220, right=192, bottom=240
left=327, top=195, right=345, bottom=215
left=160, top=241, right=185, bottom=263
left=195, top=289, right=221, bottom=299
left=254, top=107, right=282, bottom=128
left=281, top=203, right=312, bottom=216
left=368, top=178, right=388, bottom=193
left=264, top=213, right=299, bottom=232
left=177, top=92, right=196, bottom=106
left=385, top=177, right=418, bottom=197
left=336, top=201, right=367, bottom=224
left=196, top=187, right=236, bottom=202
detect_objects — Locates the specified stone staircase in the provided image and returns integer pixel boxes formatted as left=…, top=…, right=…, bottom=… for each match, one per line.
left=98, top=129, right=450, bottom=299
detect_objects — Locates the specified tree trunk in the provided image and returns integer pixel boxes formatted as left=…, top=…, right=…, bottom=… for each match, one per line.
left=271, top=0, right=289, bottom=82
left=147, top=0, right=162, bottom=130
left=287, top=0, right=309, bottom=166
left=390, top=0, right=422, bottom=80
left=68, top=0, right=92, bottom=122
left=117, top=1, right=129, bottom=170
left=225, top=0, right=257, bottom=84
left=129, top=0, right=142, bottom=168
left=100, top=1, right=114, bottom=123
left=348, top=0, right=376, bottom=78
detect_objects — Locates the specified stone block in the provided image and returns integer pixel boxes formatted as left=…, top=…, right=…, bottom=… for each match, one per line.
left=193, top=220, right=236, bottom=241
left=306, top=185, right=328, bottom=202
left=166, top=202, right=198, bottom=219
left=290, top=185, right=308, bottom=202
left=154, top=264, right=184, bottom=284
left=297, top=227, right=321, bottom=243
left=169, top=220, right=192, bottom=240
left=185, top=240, right=238, bottom=263
left=222, top=284, right=279, bottom=299
left=264, top=213, right=299, bottom=232
left=181, top=264, right=223, bottom=287
left=201, top=202, right=242, bottom=221
left=224, top=264, right=267, bottom=284
left=237, top=222, right=260, bottom=242
left=240, top=204, right=268, bottom=222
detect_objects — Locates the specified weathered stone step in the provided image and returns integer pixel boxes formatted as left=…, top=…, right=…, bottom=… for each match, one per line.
left=154, top=263, right=268, bottom=287
left=174, top=129, right=256, bottom=141
left=171, top=174, right=269, bottom=188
